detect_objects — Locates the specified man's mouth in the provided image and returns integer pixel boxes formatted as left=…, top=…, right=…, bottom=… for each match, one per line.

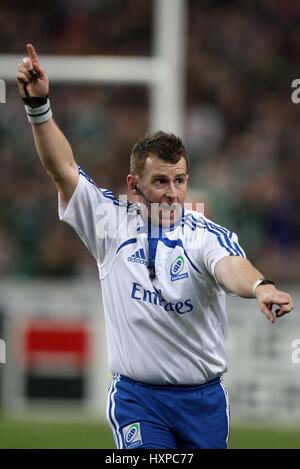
left=159, top=203, right=177, bottom=211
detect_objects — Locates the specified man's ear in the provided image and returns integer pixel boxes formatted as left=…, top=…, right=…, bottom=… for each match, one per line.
left=127, top=174, right=139, bottom=193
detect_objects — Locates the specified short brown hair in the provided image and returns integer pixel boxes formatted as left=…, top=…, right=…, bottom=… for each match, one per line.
left=130, top=130, right=188, bottom=177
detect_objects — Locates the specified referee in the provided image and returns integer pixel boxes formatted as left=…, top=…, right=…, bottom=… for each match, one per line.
left=17, top=44, right=294, bottom=449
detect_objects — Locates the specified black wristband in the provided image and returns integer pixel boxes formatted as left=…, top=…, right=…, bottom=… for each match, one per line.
left=22, top=96, right=48, bottom=108
left=22, top=78, right=48, bottom=108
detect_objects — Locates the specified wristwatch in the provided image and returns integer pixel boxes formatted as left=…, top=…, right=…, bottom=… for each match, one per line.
left=252, top=278, right=275, bottom=296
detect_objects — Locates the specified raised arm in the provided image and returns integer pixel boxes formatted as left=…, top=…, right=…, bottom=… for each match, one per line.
left=16, top=43, right=78, bottom=205
left=215, top=256, right=294, bottom=323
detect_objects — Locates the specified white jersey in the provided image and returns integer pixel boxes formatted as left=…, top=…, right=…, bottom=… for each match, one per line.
left=59, top=168, right=246, bottom=385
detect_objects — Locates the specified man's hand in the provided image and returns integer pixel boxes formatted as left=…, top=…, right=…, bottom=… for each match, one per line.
left=255, top=285, right=294, bottom=323
left=16, top=44, right=49, bottom=98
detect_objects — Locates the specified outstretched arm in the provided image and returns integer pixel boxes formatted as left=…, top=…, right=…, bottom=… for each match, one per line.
left=16, top=43, right=78, bottom=205
left=215, top=256, right=294, bottom=323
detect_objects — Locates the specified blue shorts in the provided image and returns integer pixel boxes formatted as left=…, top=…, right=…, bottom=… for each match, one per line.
left=106, top=374, right=229, bottom=449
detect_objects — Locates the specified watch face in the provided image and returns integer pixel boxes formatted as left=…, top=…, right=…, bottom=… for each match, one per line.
left=253, top=278, right=275, bottom=296
left=260, top=280, right=275, bottom=285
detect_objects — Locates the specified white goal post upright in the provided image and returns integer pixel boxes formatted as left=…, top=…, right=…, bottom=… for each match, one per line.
left=151, top=0, right=186, bottom=135
left=0, top=0, right=186, bottom=137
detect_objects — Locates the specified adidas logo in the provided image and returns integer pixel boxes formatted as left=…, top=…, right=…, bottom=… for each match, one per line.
left=127, top=248, right=148, bottom=265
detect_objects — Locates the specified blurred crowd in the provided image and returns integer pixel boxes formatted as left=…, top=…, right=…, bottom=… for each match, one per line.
left=0, top=0, right=299, bottom=282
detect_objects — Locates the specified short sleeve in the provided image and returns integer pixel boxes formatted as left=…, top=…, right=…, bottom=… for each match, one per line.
left=58, top=169, right=121, bottom=264
left=202, top=219, right=246, bottom=280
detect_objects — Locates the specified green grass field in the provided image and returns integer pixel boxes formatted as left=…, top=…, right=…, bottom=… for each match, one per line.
left=0, top=418, right=299, bottom=448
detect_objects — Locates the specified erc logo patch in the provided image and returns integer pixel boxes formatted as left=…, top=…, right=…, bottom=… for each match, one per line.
left=123, top=422, right=142, bottom=449
left=170, top=255, right=189, bottom=282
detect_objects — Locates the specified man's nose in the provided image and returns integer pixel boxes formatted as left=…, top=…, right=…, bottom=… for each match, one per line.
left=165, top=183, right=177, bottom=201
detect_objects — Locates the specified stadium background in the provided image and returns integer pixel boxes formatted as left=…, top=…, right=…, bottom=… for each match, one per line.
left=0, top=0, right=299, bottom=448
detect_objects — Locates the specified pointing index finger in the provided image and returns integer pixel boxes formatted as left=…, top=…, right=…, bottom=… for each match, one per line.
left=25, top=43, right=45, bottom=78
left=26, top=43, right=39, bottom=63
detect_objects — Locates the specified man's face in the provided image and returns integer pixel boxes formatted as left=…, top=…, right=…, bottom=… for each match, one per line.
left=136, top=155, right=189, bottom=227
